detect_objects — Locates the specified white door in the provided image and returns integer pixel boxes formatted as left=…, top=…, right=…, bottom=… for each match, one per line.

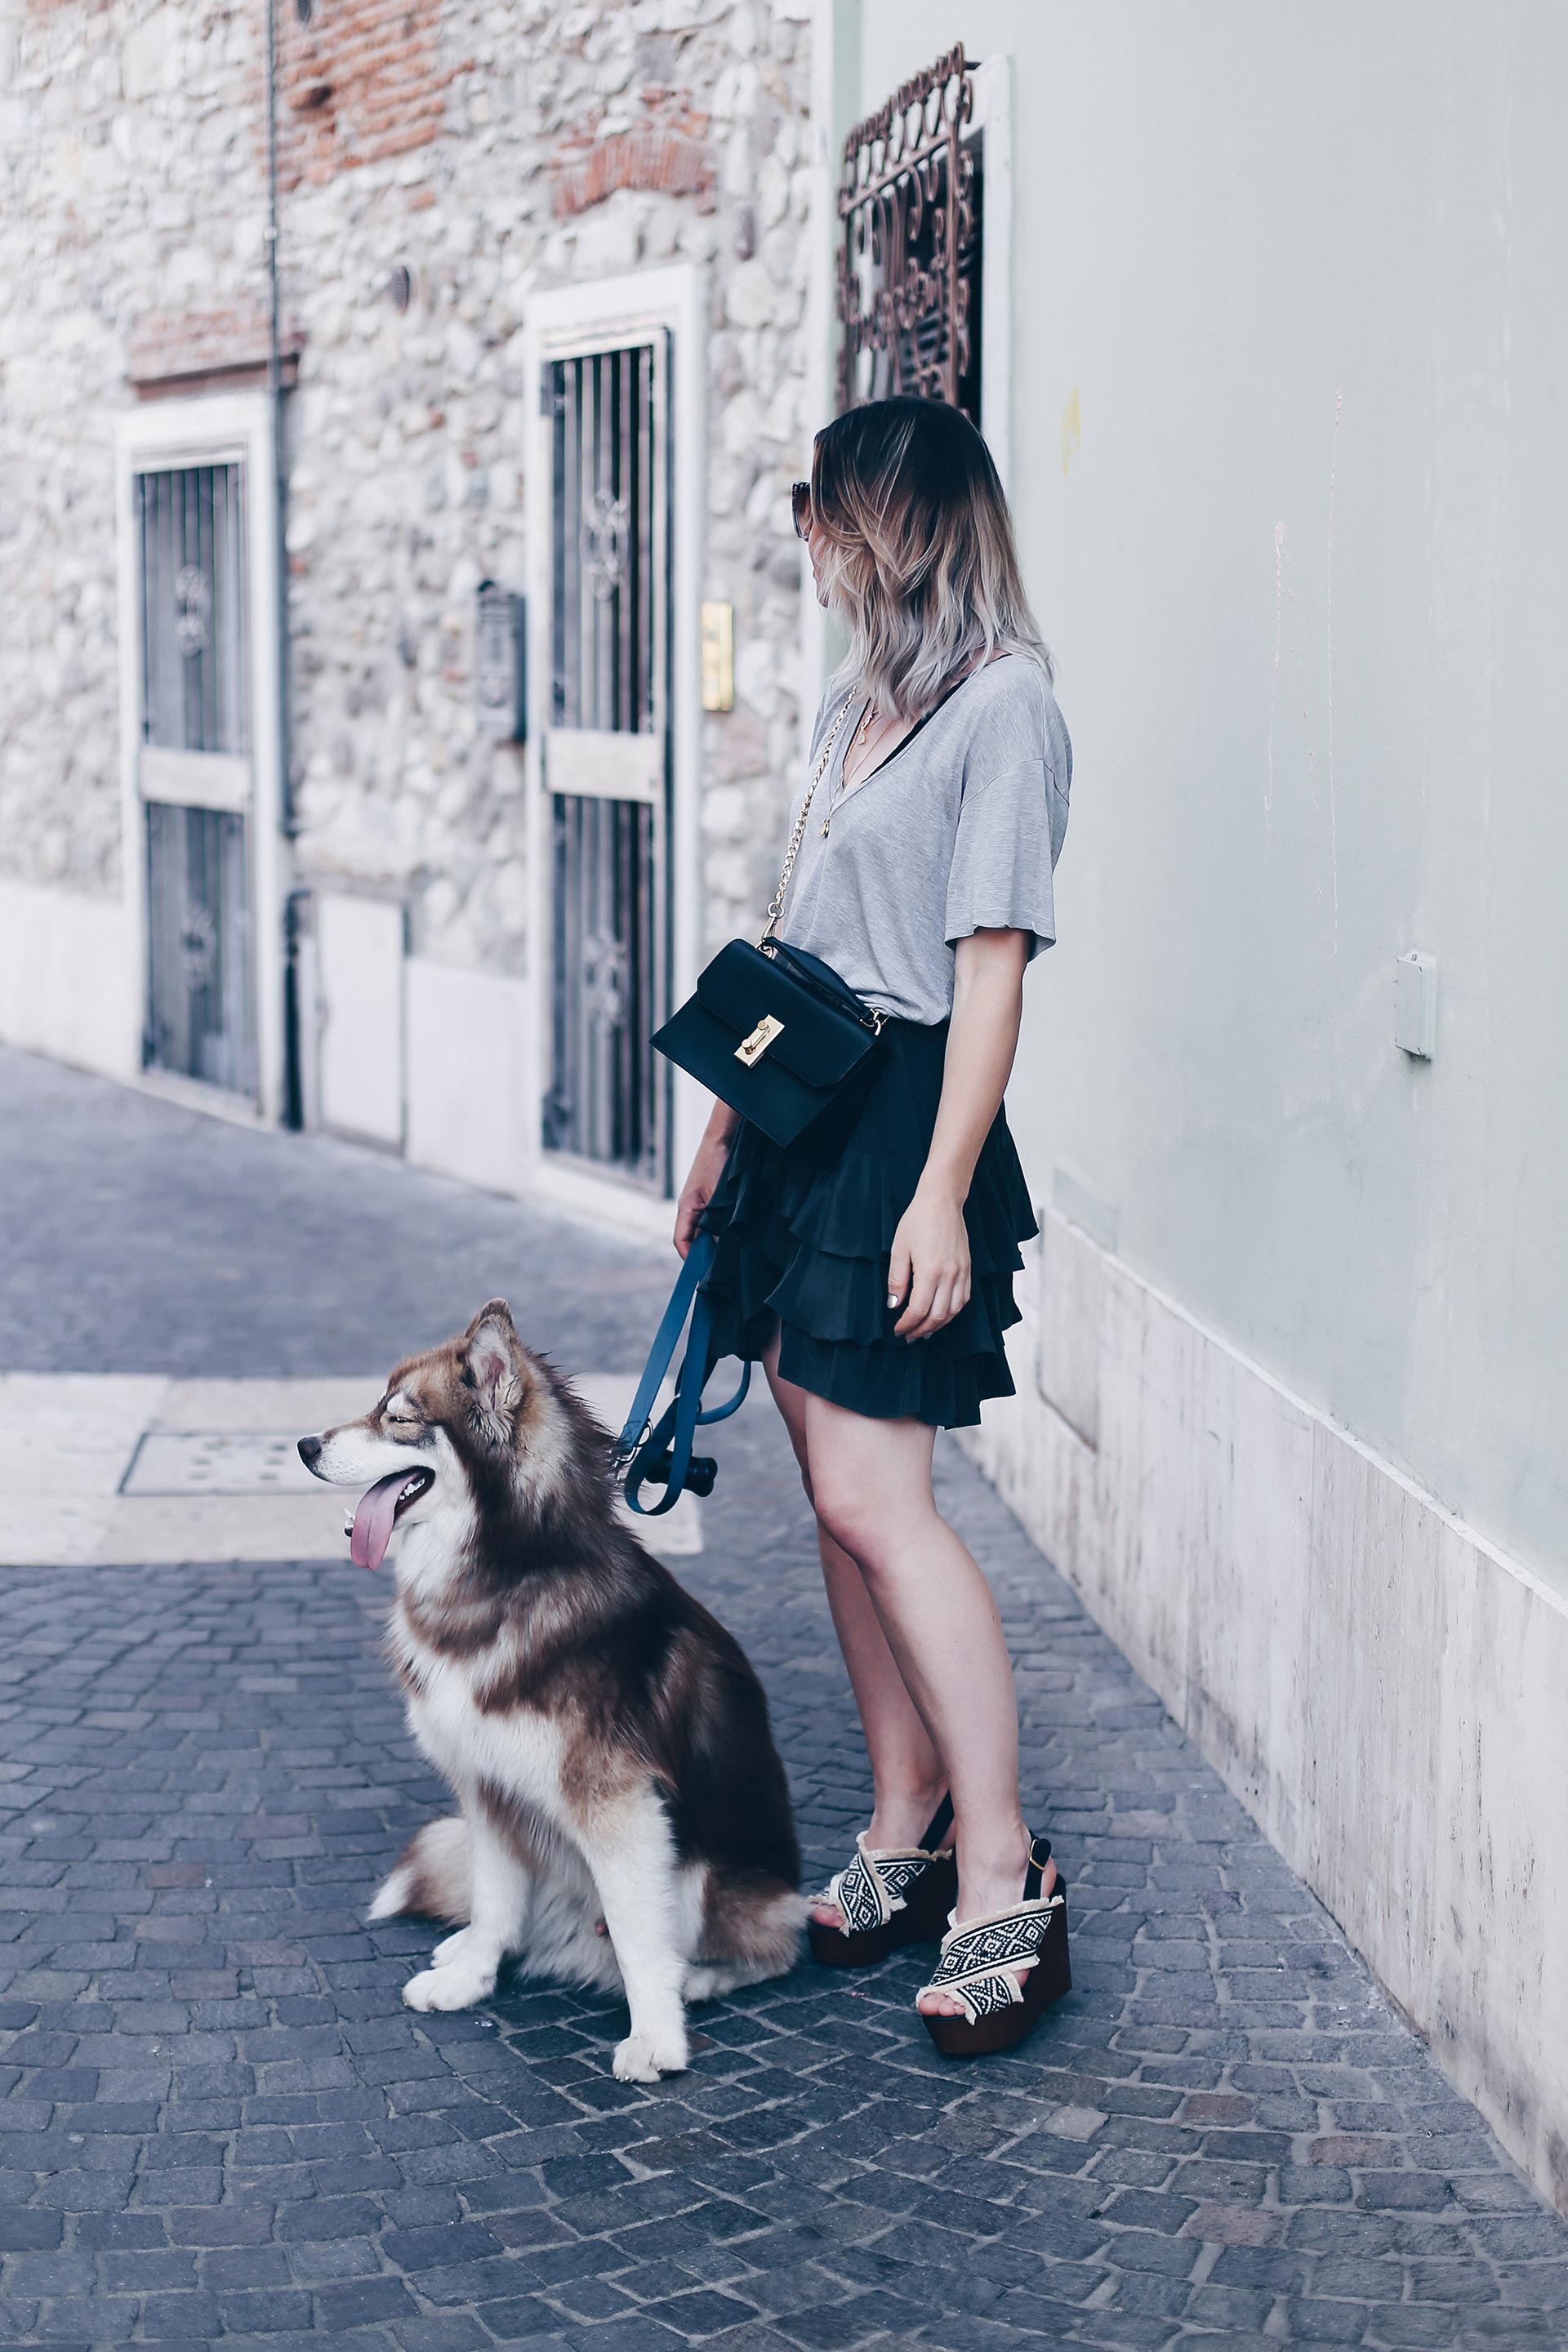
left=541, top=337, right=671, bottom=1192
left=135, top=461, right=258, bottom=1099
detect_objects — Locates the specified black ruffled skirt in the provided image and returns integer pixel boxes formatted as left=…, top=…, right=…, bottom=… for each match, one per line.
left=697, top=1017, right=1037, bottom=1429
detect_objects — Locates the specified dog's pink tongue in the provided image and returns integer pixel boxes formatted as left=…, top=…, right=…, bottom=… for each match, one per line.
left=350, top=1472, right=409, bottom=1573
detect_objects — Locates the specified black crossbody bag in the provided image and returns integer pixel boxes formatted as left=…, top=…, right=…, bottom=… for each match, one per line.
left=651, top=695, right=888, bottom=1147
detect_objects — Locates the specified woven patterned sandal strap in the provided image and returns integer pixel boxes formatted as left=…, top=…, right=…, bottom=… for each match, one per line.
left=929, top=1893, right=1061, bottom=1982
left=924, top=1967, right=1027, bottom=2025
left=918, top=1890, right=1064, bottom=2025
left=936, top=1896, right=1054, bottom=1974
left=821, top=1839, right=887, bottom=1934
left=817, top=1833, right=948, bottom=1936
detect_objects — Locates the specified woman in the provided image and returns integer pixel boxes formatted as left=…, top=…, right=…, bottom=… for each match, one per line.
left=674, top=397, right=1072, bottom=2055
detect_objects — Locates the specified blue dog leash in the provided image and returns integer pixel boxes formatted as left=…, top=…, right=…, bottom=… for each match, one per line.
left=613, top=1229, right=751, bottom=1515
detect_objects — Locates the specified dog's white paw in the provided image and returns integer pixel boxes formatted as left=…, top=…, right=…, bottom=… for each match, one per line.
left=432, top=1927, right=476, bottom=1968
left=612, top=2029, right=688, bottom=2082
left=402, top=1963, right=495, bottom=2013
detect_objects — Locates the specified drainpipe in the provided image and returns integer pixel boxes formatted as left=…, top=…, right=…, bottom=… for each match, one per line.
left=263, top=0, right=305, bottom=1121
left=262, top=0, right=292, bottom=831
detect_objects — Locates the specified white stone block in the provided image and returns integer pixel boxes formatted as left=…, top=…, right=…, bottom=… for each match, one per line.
left=405, top=957, right=533, bottom=1198
left=704, top=844, right=754, bottom=900
left=315, top=893, right=406, bottom=1147
left=963, top=1204, right=1568, bottom=2220
left=700, top=784, right=749, bottom=840
left=571, top=205, right=644, bottom=278
left=121, top=8, right=177, bottom=100
left=718, top=388, right=764, bottom=456
left=733, top=633, right=783, bottom=719
left=724, top=259, right=777, bottom=330
left=761, top=222, right=795, bottom=286
left=0, top=880, right=135, bottom=1081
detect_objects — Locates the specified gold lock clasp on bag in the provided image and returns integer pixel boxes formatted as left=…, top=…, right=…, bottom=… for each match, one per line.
left=735, top=1013, right=784, bottom=1067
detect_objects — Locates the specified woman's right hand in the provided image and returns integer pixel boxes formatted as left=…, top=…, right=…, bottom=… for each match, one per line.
left=673, top=1109, right=738, bottom=1258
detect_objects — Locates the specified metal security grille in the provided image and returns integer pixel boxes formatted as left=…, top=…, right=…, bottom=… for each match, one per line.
left=548, top=796, right=660, bottom=1175
left=144, top=803, right=256, bottom=1094
left=136, top=462, right=257, bottom=1098
left=542, top=341, right=670, bottom=1187
left=549, top=347, right=657, bottom=733
left=138, top=466, right=247, bottom=754
left=837, top=46, right=984, bottom=425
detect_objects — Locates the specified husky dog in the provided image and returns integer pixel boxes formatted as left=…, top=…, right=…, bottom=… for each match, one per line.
left=297, top=1300, right=803, bottom=2081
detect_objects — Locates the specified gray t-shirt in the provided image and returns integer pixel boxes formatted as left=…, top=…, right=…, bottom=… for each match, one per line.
left=774, top=655, right=1071, bottom=1025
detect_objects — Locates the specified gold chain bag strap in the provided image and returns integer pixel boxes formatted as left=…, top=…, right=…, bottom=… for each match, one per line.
left=761, top=694, right=854, bottom=942
left=650, top=693, right=889, bottom=1149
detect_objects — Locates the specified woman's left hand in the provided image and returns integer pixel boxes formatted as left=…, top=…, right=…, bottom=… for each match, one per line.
left=888, top=1183, right=972, bottom=1339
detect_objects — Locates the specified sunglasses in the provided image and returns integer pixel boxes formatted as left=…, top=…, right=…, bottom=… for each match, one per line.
left=791, top=480, right=813, bottom=541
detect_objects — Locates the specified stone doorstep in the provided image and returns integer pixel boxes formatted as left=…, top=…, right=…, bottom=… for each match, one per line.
left=0, top=1373, right=700, bottom=1566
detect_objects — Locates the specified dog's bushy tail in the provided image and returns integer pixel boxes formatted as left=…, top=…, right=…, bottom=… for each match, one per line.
left=367, top=1816, right=470, bottom=1924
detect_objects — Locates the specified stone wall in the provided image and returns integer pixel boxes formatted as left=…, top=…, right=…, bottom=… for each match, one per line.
left=0, top=0, right=815, bottom=969
left=0, top=0, right=269, bottom=898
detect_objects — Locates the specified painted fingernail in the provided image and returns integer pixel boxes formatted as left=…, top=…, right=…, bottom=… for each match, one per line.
left=887, top=1293, right=898, bottom=1309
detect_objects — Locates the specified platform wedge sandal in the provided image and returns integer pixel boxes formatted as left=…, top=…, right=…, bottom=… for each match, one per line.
left=808, top=1795, right=957, bottom=1970
left=917, top=1834, right=1071, bottom=2056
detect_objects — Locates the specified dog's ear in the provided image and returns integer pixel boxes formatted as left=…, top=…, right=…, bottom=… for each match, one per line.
left=462, top=1300, right=526, bottom=1419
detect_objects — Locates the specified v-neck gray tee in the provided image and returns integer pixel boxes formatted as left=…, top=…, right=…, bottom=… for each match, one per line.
left=774, top=655, right=1071, bottom=1026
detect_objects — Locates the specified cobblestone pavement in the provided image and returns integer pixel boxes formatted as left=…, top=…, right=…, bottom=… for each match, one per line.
left=2, top=1044, right=1567, bottom=2352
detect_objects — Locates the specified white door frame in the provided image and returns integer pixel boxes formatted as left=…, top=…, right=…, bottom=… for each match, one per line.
left=521, top=263, right=706, bottom=1235
left=114, top=392, right=287, bottom=1122
left=971, top=52, right=1015, bottom=493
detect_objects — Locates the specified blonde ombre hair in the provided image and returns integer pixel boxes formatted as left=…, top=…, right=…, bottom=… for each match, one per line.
left=810, top=397, right=1053, bottom=720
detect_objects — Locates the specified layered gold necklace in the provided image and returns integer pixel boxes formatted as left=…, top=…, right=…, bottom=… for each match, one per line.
left=825, top=697, right=898, bottom=835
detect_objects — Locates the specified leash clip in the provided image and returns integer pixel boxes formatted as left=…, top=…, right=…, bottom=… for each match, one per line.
left=613, top=1231, right=751, bottom=1517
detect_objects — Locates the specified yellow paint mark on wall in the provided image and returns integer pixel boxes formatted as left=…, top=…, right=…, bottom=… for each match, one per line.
left=1061, top=386, right=1081, bottom=476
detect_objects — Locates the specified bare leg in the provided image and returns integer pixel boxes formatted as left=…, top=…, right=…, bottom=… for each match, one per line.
left=765, top=1354, right=1054, bottom=2016
left=764, top=1336, right=946, bottom=1922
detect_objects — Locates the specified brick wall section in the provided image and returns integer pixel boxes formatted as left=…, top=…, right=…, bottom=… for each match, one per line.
left=551, top=90, right=716, bottom=219
left=277, top=0, right=469, bottom=189
left=126, top=306, right=305, bottom=389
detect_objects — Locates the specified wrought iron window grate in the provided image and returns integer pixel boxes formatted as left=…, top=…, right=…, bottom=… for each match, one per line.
left=548, top=347, right=657, bottom=735
left=144, top=802, right=256, bottom=1095
left=137, top=465, right=247, bottom=753
left=546, top=794, right=661, bottom=1178
left=837, top=44, right=983, bottom=425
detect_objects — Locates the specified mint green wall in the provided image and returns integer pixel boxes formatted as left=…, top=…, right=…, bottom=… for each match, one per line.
left=851, top=3, right=1568, bottom=1579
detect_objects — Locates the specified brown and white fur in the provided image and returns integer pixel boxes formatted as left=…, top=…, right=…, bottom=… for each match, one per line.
left=297, top=1300, right=804, bottom=2081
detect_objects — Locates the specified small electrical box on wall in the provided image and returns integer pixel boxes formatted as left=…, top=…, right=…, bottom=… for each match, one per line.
left=1395, top=951, right=1437, bottom=1060
left=474, top=582, right=526, bottom=742
left=700, top=601, right=734, bottom=712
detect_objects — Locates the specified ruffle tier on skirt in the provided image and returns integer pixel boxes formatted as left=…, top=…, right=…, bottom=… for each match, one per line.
left=697, top=1017, right=1037, bottom=1429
